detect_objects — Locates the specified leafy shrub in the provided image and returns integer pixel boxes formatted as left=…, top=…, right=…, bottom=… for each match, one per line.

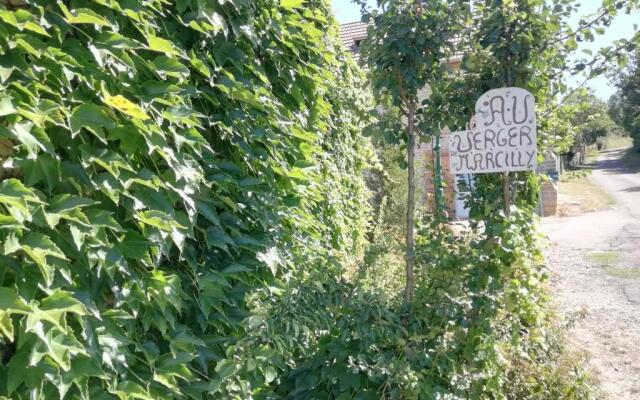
left=355, top=198, right=406, bottom=302
left=406, top=214, right=597, bottom=399
left=247, top=279, right=413, bottom=399
left=0, top=0, right=374, bottom=398
left=231, top=213, right=597, bottom=400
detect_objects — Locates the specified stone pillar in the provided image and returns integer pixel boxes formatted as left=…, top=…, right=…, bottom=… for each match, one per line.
left=539, top=181, right=558, bottom=217
left=537, top=152, right=559, bottom=217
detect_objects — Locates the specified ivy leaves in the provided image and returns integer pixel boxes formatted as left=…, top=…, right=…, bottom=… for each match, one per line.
left=0, top=288, right=88, bottom=396
left=69, top=104, right=116, bottom=141
left=103, top=94, right=150, bottom=120
left=0, top=0, right=375, bottom=398
left=0, top=288, right=30, bottom=341
left=0, top=179, right=43, bottom=223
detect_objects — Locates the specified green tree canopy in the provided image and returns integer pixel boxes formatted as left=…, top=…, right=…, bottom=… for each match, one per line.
left=610, top=51, right=640, bottom=150
left=565, top=90, right=624, bottom=147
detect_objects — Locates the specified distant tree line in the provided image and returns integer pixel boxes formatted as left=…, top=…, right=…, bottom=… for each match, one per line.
left=609, top=51, right=640, bottom=151
left=556, top=90, right=624, bottom=166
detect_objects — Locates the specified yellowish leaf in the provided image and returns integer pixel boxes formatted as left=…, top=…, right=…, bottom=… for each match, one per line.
left=280, top=0, right=304, bottom=9
left=104, top=95, right=149, bottom=120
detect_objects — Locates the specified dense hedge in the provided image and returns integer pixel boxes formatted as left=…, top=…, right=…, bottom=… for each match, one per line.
left=0, top=0, right=374, bottom=398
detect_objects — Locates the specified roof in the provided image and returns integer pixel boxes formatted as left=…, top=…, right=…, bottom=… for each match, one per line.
left=338, top=20, right=465, bottom=63
left=339, top=21, right=369, bottom=50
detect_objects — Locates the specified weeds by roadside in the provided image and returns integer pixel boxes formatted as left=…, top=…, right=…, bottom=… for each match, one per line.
left=560, top=170, right=592, bottom=182
left=595, top=135, right=633, bottom=151
left=589, top=251, right=640, bottom=279
left=557, top=171, right=614, bottom=216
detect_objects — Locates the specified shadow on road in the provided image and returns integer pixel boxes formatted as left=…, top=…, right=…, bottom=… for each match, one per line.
left=597, top=149, right=633, bottom=174
left=579, top=148, right=640, bottom=176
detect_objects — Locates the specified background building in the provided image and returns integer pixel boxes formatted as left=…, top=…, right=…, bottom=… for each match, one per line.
left=340, top=21, right=558, bottom=219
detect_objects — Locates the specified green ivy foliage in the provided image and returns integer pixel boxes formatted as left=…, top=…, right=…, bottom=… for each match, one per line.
left=0, top=0, right=374, bottom=398
left=233, top=215, right=596, bottom=399
left=409, top=216, right=596, bottom=400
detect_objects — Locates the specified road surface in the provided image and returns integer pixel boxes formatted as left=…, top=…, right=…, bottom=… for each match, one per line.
left=542, top=148, right=640, bottom=399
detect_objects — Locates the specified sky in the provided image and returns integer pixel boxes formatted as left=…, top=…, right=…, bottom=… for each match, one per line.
left=330, top=0, right=638, bottom=100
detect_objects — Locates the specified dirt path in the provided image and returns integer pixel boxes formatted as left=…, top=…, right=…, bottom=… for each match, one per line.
left=542, top=148, right=640, bottom=400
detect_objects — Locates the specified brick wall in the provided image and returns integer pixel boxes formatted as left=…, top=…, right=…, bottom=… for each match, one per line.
left=420, top=137, right=561, bottom=219
left=538, top=152, right=559, bottom=216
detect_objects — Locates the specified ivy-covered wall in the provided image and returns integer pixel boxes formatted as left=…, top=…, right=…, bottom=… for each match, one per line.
left=0, top=0, right=374, bottom=398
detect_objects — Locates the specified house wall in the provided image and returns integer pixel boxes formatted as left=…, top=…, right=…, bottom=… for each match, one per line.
left=339, top=22, right=559, bottom=220
left=416, top=134, right=457, bottom=218
left=419, top=144, right=561, bottom=220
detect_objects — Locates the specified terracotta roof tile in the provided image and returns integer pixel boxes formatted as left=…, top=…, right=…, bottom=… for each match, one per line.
left=339, top=21, right=466, bottom=62
left=339, top=21, right=369, bottom=50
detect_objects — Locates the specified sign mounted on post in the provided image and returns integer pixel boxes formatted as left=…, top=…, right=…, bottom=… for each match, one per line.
left=449, top=87, right=537, bottom=174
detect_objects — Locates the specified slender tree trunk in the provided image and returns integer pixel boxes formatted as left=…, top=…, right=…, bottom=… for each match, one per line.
left=433, top=132, right=444, bottom=220
left=503, top=171, right=511, bottom=217
left=503, top=54, right=514, bottom=218
left=404, top=102, right=416, bottom=306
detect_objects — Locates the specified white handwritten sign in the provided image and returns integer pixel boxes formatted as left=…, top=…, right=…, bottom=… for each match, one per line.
left=449, top=88, right=537, bottom=174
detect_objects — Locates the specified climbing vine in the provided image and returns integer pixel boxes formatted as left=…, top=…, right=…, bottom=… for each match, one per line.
left=1, top=0, right=639, bottom=399
left=0, top=0, right=374, bottom=398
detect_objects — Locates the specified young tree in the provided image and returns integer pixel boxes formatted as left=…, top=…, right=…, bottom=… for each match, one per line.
left=359, top=0, right=462, bottom=306
left=455, top=0, right=640, bottom=217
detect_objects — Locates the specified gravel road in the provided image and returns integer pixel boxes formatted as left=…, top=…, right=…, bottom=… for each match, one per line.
left=542, top=148, right=640, bottom=399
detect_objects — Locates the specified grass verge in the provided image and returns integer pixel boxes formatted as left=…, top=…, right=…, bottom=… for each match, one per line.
left=585, top=136, right=632, bottom=165
left=557, top=171, right=614, bottom=216
left=589, top=251, right=640, bottom=279
left=604, top=266, right=640, bottom=279
left=598, top=135, right=633, bottom=150
left=589, top=251, right=620, bottom=265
